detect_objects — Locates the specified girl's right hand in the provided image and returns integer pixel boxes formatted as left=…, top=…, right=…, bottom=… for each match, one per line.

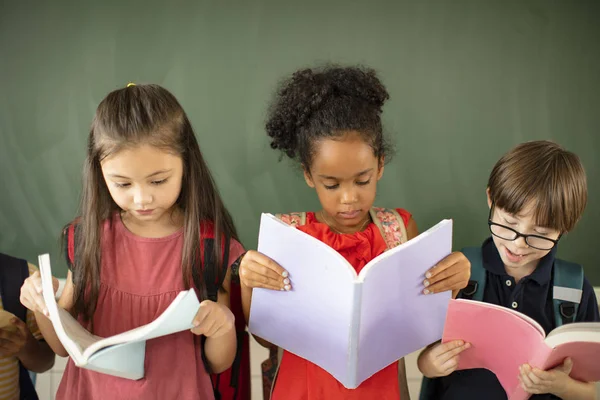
left=20, top=271, right=59, bottom=317
left=239, top=250, right=291, bottom=291
left=417, top=340, right=471, bottom=378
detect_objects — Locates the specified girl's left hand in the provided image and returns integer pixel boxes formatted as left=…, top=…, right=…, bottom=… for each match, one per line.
left=191, top=300, right=235, bottom=338
left=423, top=252, right=471, bottom=296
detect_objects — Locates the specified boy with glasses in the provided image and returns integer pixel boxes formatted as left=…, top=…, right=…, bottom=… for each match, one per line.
left=417, top=140, right=599, bottom=399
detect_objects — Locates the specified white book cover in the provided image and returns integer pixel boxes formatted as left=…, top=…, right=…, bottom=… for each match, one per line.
left=38, top=253, right=201, bottom=380
left=249, top=214, right=453, bottom=388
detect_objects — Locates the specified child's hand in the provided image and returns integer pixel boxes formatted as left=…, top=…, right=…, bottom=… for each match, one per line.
left=239, top=250, right=291, bottom=291
left=518, top=358, right=573, bottom=396
left=0, top=318, right=32, bottom=357
left=418, top=340, right=471, bottom=378
left=423, top=252, right=470, bottom=296
left=20, top=271, right=59, bottom=317
left=191, top=300, right=235, bottom=338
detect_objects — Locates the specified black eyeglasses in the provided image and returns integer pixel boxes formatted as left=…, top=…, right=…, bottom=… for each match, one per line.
left=488, top=204, right=560, bottom=251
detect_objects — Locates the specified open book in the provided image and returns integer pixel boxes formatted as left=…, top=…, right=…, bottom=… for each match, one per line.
left=248, top=213, right=453, bottom=389
left=38, top=254, right=200, bottom=380
left=442, top=299, right=600, bottom=400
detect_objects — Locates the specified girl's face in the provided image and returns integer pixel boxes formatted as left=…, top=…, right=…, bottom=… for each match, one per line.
left=101, top=143, right=184, bottom=228
left=304, top=131, right=384, bottom=233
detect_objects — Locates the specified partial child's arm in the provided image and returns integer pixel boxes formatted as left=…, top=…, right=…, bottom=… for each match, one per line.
left=406, top=218, right=471, bottom=297
left=239, top=251, right=289, bottom=348
left=20, top=270, right=75, bottom=357
left=192, top=263, right=237, bottom=374
left=519, top=359, right=597, bottom=400
left=0, top=316, right=55, bottom=372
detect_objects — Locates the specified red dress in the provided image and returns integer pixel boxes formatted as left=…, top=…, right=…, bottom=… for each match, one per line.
left=272, top=209, right=412, bottom=400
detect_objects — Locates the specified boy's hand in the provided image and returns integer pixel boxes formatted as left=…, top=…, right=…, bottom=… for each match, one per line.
left=518, top=358, right=573, bottom=396
left=424, top=252, right=471, bottom=296
left=191, top=300, right=235, bottom=338
left=0, top=318, right=33, bottom=358
left=418, top=340, right=471, bottom=378
left=20, top=271, right=59, bottom=316
left=239, top=250, right=291, bottom=291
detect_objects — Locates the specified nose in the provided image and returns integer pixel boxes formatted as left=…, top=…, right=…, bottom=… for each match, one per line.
left=133, top=186, right=153, bottom=208
left=340, top=187, right=358, bottom=205
left=514, top=235, right=529, bottom=248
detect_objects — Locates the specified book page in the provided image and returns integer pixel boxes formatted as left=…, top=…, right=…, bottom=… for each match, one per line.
left=38, top=253, right=99, bottom=363
left=83, top=289, right=199, bottom=358
left=356, top=219, right=452, bottom=386
left=443, top=299, right=548, bottom=395
left=55, top=308, right=102, bottom=354
left=249, top=213, right=358, bottom=386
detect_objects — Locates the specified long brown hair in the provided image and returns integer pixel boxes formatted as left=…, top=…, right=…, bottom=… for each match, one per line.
left=67, top=84, right=238, bottom=322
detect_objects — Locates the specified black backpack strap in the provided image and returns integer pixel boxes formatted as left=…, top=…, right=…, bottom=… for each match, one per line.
left=552, top=259, right=584, bottom=327
left=459, top=247, right=486, bottom=301
left=0, top=253, right=29, bottom=322
left=0, top=253, right=40, bottom=400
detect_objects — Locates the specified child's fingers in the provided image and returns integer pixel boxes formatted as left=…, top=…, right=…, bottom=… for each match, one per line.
left=52, top=277, right=60, bottom=294
left=437, top=342, right=470, bottom=364
left=440, top=355, right=460, bottom=373
left=241, top=259, right=290, bottom=290
left=431, top=340, right=463, bottom=357
left=245, top=251, right=288, bottom=278
left=519, top=366, right=536, bottom=389
left=424, top=273, right=466, bottom=295
left=192, top=301, right=212, bottom=327
left=426, top=252, right=470, bottom=282
left=521, top=364, right=545, bottom=387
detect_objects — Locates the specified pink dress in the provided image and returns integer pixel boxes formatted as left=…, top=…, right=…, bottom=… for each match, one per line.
left=57, top=213, right=245, bottom=400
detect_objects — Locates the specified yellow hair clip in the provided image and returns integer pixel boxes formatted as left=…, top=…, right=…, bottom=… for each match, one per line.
left=127, top=82, right=136, bottom=87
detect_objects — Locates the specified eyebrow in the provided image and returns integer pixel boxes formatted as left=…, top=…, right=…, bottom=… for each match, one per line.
left=318, top=168, right=373, bottom=180
left=107, top=169, right=172, bottom=179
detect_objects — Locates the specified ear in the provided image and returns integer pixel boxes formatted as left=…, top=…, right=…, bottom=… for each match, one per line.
left=303, top=165, right=315, bottom=188
left=376, top=156, right=385, bottom=181
left=486, top=187, right=492, bottom=209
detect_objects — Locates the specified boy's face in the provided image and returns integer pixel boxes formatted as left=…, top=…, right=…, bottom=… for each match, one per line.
left=304, top=131, right=384, bottom=234
left=487, top=192, right=561, bottom=274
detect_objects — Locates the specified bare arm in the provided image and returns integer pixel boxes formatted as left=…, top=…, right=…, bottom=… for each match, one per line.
left=558, top=379, right=597, bottom=400
left=16, top=333, right=55, bottom=373
left=201, top=265, right=238, bottom=374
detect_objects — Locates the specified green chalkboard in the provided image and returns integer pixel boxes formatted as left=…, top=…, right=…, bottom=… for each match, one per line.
left=1, top=0, right=598, bottom=285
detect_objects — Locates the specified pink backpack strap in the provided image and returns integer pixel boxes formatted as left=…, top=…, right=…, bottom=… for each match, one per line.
left=369, top=207, right=408, bottom=250
left=275, top=212, right=307, bottom=227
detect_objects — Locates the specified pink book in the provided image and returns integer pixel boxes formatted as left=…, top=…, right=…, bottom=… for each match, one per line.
left=442, top=299, right=600, bottom=400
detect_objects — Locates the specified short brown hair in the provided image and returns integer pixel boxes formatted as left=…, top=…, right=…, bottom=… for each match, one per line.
left=488, top=140, right=587, bottom=232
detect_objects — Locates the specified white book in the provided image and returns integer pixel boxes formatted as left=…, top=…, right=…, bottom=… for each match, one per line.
left=38, top=253, right=201, bottom=380
left=249, top=214, right=453, bottom=388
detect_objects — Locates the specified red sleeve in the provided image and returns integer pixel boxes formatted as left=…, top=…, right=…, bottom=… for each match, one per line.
left=395, top=208, right=412, bottom=227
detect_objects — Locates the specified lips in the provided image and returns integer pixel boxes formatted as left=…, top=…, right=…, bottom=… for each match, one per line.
left=505, top=247, right=528, bottom=263
left=136, top=209, right=154, bottom=215
left=338, top=210, right=361, bottom=219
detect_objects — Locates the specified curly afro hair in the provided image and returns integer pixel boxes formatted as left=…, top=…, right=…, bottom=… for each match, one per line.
left=266, top=65, right=392, bottom=169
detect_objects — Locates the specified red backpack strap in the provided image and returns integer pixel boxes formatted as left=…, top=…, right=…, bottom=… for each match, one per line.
left=63, top=221, right=80, bottom=270
left=275, top=212, right=306, bottom=227
left=369, top=207, right=408, bottom=250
